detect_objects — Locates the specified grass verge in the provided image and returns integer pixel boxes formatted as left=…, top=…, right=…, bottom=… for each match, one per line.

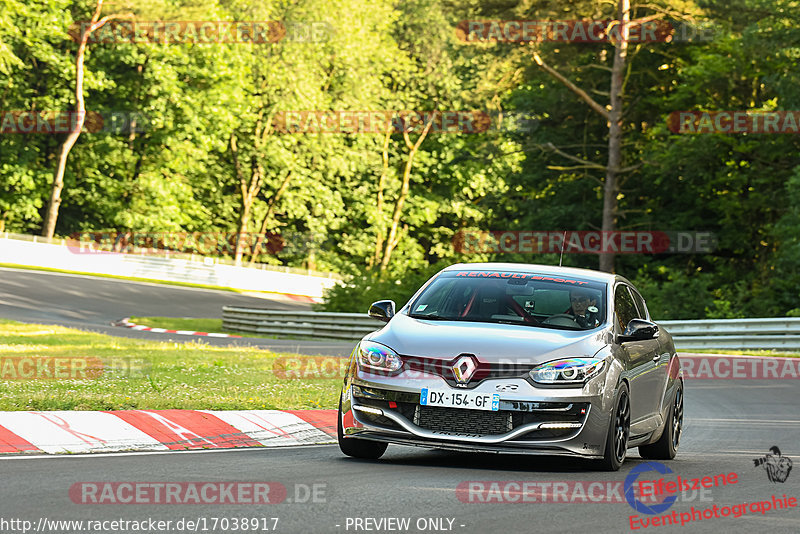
left=0, top=319, right=342, bottom=411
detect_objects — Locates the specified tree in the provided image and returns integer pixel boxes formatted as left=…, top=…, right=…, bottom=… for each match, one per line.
left=530, top=0, right=664, bottom=272
left=42, top=0, right=131, bottom=238
left=377, top=113, right=436, bottom=271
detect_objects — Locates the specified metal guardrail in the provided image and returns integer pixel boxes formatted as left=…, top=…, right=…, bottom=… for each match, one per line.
left=223, top=307, right=380, bottom=341
left=659, top=318, right=800, bottom=349
left=223, top=308, right=800, bottom=349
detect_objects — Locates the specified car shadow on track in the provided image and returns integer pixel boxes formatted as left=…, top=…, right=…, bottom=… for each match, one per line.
left=336, top=448, right=652, bottom=473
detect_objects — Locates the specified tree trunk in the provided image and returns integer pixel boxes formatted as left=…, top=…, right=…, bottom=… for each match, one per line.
left=371, top=119, right=392, bottom=269
left=532, top=1, right=635, bottom=273
left=43, top=23, right=91, bottom=237
left=379, top=113, right=436, bottom=272
left=379, top=153, right=413, bottom=272
left=599, top=0, right=630, bottom=273
left=230, top=133, right=263, bottom=264
left=235, top=202, right=252, bottom=264
left=232, top=110, right=275, bottom=264
left=247, top=171, right=292, bottom=266
left=42, top=0, right=126, bottom=238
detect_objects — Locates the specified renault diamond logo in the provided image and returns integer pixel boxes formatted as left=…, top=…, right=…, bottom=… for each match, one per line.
left=452, top=355, right=478, bottom=384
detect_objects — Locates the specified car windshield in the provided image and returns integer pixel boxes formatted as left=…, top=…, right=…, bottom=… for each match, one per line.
left=408, top=270, right=607, bottom=331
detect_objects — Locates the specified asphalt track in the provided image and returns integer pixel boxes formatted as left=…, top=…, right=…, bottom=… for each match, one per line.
left=1, top=381, right=798, bottom=533
left=1, top=267, right=799, bottom=533
left=0, top=267, right=355, bottom=356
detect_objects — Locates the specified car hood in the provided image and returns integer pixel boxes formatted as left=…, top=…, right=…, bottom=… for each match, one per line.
left=367, top=313, right=609, bottom=364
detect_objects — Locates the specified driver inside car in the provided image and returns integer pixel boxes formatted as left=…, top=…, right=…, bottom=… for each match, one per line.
left=566, top=288, right=601, bottom=328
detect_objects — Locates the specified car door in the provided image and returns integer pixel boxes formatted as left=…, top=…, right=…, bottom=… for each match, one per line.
left=614, top=284, right=661, bottom=430
left=630, top=287, right=671, bottom=419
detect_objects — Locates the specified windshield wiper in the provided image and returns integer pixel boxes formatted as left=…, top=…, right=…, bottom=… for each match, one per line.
left=408, top=313, right=453, bottom=320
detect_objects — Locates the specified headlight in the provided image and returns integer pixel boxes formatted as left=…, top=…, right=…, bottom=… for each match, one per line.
left=357, top=341, right=403, bottom=372
left=529, top=358, right=604, bottom=384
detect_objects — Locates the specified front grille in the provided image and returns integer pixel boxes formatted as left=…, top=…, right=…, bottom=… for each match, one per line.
left=414, top=406, right=512, bottom=436
left=403, top=356, right=530, bottom=389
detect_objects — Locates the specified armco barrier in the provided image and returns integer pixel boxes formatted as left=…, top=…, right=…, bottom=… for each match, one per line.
left=660, top=317, right=800, bottom=349
left=0, top=232, right=339, bottom=299
left=222, top=307, right=379, bottom=340
left=222, top=307, right=800, bottom=349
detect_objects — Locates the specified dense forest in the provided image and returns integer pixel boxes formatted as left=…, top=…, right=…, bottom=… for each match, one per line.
left=1, top=0, right=799, bottom=319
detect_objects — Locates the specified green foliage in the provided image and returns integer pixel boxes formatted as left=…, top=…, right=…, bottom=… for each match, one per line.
left=1, top=0, right=799, bottom=320
left=319, top=261, right=451, bottom=313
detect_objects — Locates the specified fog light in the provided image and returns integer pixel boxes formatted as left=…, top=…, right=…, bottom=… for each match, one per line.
left=539, top=422, right=582, bottom=429
left=353, top=405, right=383, bottom=416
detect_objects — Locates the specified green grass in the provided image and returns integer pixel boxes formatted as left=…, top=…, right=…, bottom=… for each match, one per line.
left=0, top=319, right=343, bottom=411
left=681, top=349, right=800, bottom=357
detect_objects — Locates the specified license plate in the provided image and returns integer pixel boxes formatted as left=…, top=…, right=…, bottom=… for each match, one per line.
left=419, top=388, right=500, bottom=411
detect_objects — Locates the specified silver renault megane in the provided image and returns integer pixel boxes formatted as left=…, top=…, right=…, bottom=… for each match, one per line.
left=337, top=263, right=683, bottom=470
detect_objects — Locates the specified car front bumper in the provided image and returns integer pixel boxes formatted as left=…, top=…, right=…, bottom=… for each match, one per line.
left=340, top=369, right=615, bottom=459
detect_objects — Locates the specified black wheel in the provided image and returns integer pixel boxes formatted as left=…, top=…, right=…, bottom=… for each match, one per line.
left=337, top=397, right=388, bottom=460
left=598, top=384, right=630, bottom=471
left=639, top=382, right=683, bottom=460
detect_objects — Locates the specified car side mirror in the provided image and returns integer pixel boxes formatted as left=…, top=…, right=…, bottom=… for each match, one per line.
left=368, top=300, right=395, bottom=322
left=617, top=319, right=659, bottom=343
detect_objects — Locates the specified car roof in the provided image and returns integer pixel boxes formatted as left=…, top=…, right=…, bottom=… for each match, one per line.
left=442, top=262, right=631, bottom=286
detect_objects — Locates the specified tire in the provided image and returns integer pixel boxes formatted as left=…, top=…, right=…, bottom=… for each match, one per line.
left=337, top=397, right=388, bottom=460
left=597, top=383, right=630, bottom=471
left=639, top=382, right=683, bottom=460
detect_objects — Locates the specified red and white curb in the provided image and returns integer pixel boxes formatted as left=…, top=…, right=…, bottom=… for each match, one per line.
left=113, top=317, right=243, bottom=338
left=285, top=294, right=319, bottom=304
left=0, top=409, right=336, bottom=454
